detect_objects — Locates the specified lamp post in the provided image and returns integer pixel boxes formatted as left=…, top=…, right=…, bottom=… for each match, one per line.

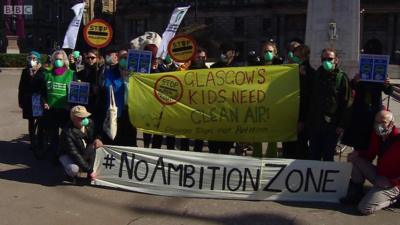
left=56, top=0, right=60, bottom=49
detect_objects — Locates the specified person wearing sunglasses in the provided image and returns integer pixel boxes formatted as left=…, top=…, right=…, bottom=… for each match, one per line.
left=18, top=51, right=47, bottom=153
left=77, top=49, right=106, bottom=134
left=307, top=48, right=352, bottom=161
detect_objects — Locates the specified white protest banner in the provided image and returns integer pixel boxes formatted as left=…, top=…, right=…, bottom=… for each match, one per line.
left=92, top=146, right=351, bottom=203
left=68, top=81, right=90, bottom=105
left=62, top=2, right=85, bottom=49
left=156, top=6, right=190, bottom=59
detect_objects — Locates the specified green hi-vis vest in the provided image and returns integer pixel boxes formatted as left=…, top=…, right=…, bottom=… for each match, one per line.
left=45, top=69, right=74, bottom=109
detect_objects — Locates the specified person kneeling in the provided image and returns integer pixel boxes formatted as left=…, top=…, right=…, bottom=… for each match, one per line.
left=341, top=110, right=400, bottom=215
left=59, top=105, right=103, bottom=181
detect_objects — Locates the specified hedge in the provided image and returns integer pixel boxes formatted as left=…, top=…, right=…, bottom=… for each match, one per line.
left=0, top=53, right=49, bottom=67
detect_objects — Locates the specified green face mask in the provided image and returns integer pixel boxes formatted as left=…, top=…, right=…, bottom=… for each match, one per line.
left=322, top=60, right=334, bottom=72
left=54, top=59, right=64, bottom=68
left=264, top=51, right=273, bottom=62
left=292, top=56, right=302, bottom=64
left=119, top=58, right=127, bottom=69
left=81, top=118, right=89, bottom=127
left=288, top=51, right=294, bottom=60
left=72, top=51, right=80, bottom=59
left=164, top=55, right=172, bottom=64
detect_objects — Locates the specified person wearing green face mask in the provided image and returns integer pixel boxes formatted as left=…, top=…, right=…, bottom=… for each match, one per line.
left=43, top=50, right=75, bottom=161
left=307, top=48, right=352, bottom=161
left=286, top=40, right=301, bottom=63
left=261, top=40, right=283, bottom=65
left=281, top=44, right=315, bottom=160
left=59, top=105, right=103, bottom=182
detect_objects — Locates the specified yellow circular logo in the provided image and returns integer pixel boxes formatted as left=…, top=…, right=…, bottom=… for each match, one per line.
left=167, top=35, right=197, bottom=63
left=83, top=19, right=113, bottom=48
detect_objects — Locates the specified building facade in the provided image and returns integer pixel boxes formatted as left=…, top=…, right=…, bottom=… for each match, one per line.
left=0, top=0, right=75, bottom=53
left=2, top=0, right=400, bottom=64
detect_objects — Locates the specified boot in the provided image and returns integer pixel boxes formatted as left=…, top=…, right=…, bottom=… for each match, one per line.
left=340, top=181, right=364, bottom=205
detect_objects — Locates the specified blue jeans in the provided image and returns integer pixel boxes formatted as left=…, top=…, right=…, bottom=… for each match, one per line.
left=309, top=127, right=339, bottom=161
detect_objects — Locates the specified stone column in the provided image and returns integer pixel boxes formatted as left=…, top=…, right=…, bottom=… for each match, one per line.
left=305, top=0, right=360, bottom=77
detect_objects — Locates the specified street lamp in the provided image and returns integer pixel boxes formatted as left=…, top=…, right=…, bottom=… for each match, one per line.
left=56, top=0, right=60, bottom=49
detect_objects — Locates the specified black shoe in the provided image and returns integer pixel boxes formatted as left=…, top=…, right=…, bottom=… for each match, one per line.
left=64, top=175, right=77, bottom=184
left=340, top=181, right=364, bottom=205
left=340, top=193, right=364, bottom=205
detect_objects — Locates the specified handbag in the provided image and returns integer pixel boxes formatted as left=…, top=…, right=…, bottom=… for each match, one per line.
left=103, top=85, right=118, bottom=140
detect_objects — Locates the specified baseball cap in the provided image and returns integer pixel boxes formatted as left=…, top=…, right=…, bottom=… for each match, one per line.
left=70, top=105, right=91, bottom=118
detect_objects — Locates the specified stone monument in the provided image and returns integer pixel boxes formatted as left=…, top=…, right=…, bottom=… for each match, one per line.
left=5, top=14, right=20, bottom=54
left=305, top=0, right=360, bottom=77
left=6, top=36, right=19, bottom=54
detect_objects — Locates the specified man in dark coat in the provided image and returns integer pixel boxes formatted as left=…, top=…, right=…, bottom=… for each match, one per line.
left=307, top=48, right=352, bottom=161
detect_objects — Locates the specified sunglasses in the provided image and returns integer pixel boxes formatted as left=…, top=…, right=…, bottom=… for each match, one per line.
left=322, top=57, right=334, bottom=61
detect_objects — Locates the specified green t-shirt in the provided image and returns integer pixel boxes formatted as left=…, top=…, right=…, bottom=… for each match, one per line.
left=45, top=69, right=74, bottom=109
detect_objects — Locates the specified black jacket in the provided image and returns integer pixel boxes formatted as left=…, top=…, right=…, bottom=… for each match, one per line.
left=211, top=58, right=240, bottom=68
left=18, top=67, right=47, bottom=119
left=307, top=67, right=352, bottom=130
left=77, top=63, right=105, bottom=111
left=59, top=119, right=99, bottom=173
left=298, top=60, right=316, bottom=123
left=341, top=79, right=392, bottom=149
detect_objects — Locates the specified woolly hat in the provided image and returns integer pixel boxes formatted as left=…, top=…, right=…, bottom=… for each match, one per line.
left=29, top=51, right=41, bottom=62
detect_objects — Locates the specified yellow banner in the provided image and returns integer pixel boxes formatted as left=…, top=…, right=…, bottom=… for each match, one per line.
left=128, top=65, right=299, bottom=142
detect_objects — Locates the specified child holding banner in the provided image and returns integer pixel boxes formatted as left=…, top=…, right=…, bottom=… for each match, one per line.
left=179, top=49, right=209, bottom=152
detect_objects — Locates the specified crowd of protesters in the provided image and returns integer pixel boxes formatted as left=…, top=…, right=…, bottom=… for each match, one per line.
left=18, top=39, right=400, bottom=214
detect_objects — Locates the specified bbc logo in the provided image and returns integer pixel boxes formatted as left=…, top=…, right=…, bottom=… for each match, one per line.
left=4, top=5, right=33, bottom=15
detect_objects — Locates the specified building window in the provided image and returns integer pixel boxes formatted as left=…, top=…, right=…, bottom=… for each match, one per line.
left=205, top=17, right=214, bottom=25
left=46, top=5, right=53, bottom=22
left=130, top=19, right=148, bottom=37
left=263, top=18, right=272, bottom=34
left=234, top=17, right=244, bottom=35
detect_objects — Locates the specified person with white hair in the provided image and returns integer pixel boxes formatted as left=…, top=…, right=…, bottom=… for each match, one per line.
left=42, top=49, right=75, bottom=161
left=341, top=110, right=400, bottom=215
